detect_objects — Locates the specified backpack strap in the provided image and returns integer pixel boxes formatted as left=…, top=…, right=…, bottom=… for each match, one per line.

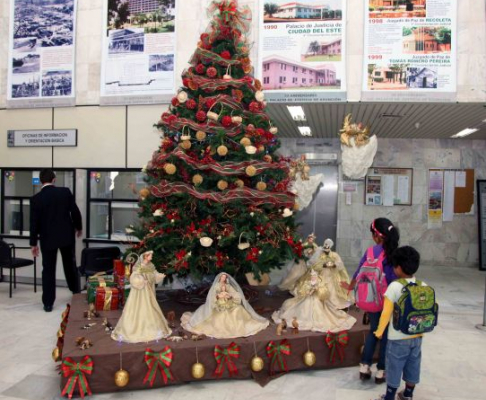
left=366, top=247, right=375, bottom=260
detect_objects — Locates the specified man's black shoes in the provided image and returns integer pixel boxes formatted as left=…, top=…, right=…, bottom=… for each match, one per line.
left=43, top=305, right=53, bottom=312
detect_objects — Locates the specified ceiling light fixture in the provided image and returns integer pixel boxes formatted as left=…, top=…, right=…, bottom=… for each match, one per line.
left=298, top=126, right=312, bottom=136
left=451, top=128, right=479, bottom=138
left=287, top=106, right=306, bottom=121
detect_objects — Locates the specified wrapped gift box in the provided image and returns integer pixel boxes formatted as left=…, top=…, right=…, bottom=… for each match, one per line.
left=95, top=286, right=120, bottom=311
left=87, top=274, right=116, bottom=304
left=113, top=259, right=125, bottom=287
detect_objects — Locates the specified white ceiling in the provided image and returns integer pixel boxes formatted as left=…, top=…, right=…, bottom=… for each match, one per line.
left=266, top=102, right=486, bottom=140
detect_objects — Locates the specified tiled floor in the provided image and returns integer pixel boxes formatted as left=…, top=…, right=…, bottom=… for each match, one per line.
left=1, top=265, right=485, bottom=400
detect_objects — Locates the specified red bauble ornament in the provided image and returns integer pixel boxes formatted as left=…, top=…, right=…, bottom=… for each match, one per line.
left=249, top=102, right=260, bottom=113
left=186, top=99, right=197, bottom=110
left=182, top=78, right=189, bottom=87
left=205, top=98, right=216, bottom=109
left=200, top=33, right=209, bottom=41
left=220, top=50, right=231, bottom=60
left=196, top=63, right=206, bottom=74
left=256, top=128, right=265, bottom=136
left=206, top=67, right=217, bottom=78
left=171, top=97, right=179, bottom=107
left=196, top=111, right=207, bottom=122
left=221, top=116, right=233, bottom=127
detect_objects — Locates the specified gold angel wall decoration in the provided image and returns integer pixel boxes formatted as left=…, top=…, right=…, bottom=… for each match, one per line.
left=339, top=114, right=371, bottom=147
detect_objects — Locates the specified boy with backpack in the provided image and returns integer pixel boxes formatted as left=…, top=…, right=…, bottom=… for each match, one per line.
left=374, top=246, right=438, bottom=400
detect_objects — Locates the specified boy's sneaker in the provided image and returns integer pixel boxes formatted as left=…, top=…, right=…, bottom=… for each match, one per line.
left=359, top=363, right=371, bottom=380
left=397, top=391, right=413, bottom=400
left=375, top=369, right=386, bottom=384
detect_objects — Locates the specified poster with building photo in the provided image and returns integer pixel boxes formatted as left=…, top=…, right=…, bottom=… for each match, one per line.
left=7, top=0, right=77, bottom=108
left=100, top=0, right=177, bottom=105
left=366, top=175, right=382, bottom=205
left=259, top=0, right=346, bottom=103
left=428, top=169, right=444, bottom=229
left=362, top=0, right=456, bottom=102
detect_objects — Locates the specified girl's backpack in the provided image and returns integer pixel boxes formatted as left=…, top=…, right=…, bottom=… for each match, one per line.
left=354, top=248, right=388, bottom=312
left=392, top=279, right=439, bottom=335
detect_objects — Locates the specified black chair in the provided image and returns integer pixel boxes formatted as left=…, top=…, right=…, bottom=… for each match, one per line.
left=0, top=239, right=37, bottom=298
left=78, top=246, right=121, bottom=281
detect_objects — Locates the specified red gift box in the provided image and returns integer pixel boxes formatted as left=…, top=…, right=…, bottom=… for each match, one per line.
left=113, top=259, right=125, bottom=287
left=95, top=286, right=120, bottom=311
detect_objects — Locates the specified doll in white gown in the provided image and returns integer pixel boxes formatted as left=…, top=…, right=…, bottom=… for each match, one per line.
left=111, top=251, right=171, bottom=343
left=181, top=273, right=269, bottom=339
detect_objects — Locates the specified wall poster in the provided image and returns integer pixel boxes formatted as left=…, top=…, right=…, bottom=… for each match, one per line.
left=428, top=169, right=443, bottom=229
left=100, top=0, right=177, bottom=105
left=365, top=167, right=413, bottom=206
left=259, top=0, right=346, bottom=103
left=362, top=0, right=456, bottom=102
left=7, top=0, right=78, bottom=108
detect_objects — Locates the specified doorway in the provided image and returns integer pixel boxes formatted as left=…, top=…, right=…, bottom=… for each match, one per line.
left=294, top=162, right=338, bottom=246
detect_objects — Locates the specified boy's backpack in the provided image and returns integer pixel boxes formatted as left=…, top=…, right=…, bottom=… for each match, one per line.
left=354, top=248, right=388, bottom=312
left=392, top=279, right=439, bottom=335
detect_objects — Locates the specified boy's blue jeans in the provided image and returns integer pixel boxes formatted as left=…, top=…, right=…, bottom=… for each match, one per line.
left=386, top=337, right=422, bottom=388
left=362, top=311, right=388, bottom=370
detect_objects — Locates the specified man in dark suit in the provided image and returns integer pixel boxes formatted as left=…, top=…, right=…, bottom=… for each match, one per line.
left=30, top=169, right=82, bottom=312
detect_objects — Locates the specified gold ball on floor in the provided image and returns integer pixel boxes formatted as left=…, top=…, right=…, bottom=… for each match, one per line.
left=114, top=369, right=130, bottom=387
left=191, top=362, right=205, bottom=379
left=250, top=356, right=264, bottom=372
left=303, top=350, right=316, bottom=367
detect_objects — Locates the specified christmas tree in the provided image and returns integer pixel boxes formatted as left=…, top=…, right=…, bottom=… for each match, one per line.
left=131, top=0, right=303, bottom=281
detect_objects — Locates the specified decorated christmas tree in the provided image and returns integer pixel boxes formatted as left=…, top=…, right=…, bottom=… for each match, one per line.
left=131, top=0, right=303, bottom=280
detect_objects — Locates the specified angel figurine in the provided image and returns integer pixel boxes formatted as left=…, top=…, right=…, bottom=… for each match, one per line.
left=181, top=273, right=269, bottom=339
left=111, top=251, right=172, bottom=343
left=272, top=268, right=356, bottom=333
left=307, top=238, right=353, bottom=309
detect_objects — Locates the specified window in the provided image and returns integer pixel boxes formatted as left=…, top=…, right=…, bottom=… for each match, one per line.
left=1, top=169, right=75, bottom=237
left=293, top=66, right=298, bottom=72
left=87, top=169, right=145, bottom=242
left=263, top=63, right=269, bottom=71
left=302, top=78, right=306, bottom=84
left=279, top=76, right=286, bottom=83
left=293, top=77, right=298, bottom=83
left=302, top=68, right=307, bottom=74
left=415, top=41, right=424, bottom=51
left=263, top=77, right=269, bottom=84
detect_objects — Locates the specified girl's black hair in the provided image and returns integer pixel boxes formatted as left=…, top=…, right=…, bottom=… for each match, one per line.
left=370, top=217, right=400, bottom=262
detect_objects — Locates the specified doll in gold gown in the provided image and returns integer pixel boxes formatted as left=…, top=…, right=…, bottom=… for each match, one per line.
left=111, top=251, right=172, bottom=343
left=272, top=268, right=356, bottom=333
left=181, top=273, right=269, bottom=339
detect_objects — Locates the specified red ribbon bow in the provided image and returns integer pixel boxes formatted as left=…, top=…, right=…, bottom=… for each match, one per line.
left=143, top=347, right=174, bottom=386
left=325, top=331, right=349, bottom=363
left=61, top=356, right=93, bottom=399
left=266, top=339, right=291, bottom=374
left=213, top=342, right=240, bottom=377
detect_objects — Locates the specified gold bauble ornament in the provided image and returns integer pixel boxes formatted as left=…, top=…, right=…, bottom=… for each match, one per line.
left=114, top=369, right=130, bottom=387
left=250, top=356, right=264, bottom=372
left=180, top=140, right=191, bottom=150
left=164, top=163, right=177, bottom=175
left=258, top=145, right=265, bottom=152
left=192, top=174, right=203, bottom=186
left=191, top=362, right=205, bottom=379
left=217, top=145, right=228, bottom=156
left=263, top=155, right=272, bottom=163
left=52, top=347, right=60, bottom=362
left=256, top=181, right=267, bottom=191
left=235, top=179, right=244, bottom=188
left=293, top=202, right=300, bottom=211
left=303, top=350, right=316, bottom=367
left=217, top=180, right=228, bottom=190
left=245, top=166, right=257, bottom=177
left=223, top=74, right=232, bottom=80
left=139, top=188, right=150, bottom=199
left=57, top=328, right=64, bottom=338
left=240, top=137, right=251, bottom=147
left=196, top=130, right=206, bottom=141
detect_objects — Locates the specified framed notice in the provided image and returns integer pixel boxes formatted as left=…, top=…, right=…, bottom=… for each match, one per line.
left=477, top=180, right=486, bottom=271
left=259, top=0, right=346, bottom=103
left=362, top=0, right=457, bottom=102
left=7, top=0, right=78, bottom=108
left=100, top=0, right=177, bottom=105
left=365, top=168, right=413, bottom=206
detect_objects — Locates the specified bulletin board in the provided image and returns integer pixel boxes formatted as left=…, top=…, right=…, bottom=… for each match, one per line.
left=477, top=180, right=486, bottom=271
left=429, top=169, right=475, bottom=214
left=364, top=168, right=413, bottom=206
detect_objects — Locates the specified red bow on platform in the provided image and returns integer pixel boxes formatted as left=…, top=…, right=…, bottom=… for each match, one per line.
left=61, top=356, right=93, bottom=399
left=143, top=346, right=174, bottom=386
left=266, top=339, right=291, bottom=374
left=325, top=331, right=349, bottom=363
left=213, top=342, right=240, bottom=377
